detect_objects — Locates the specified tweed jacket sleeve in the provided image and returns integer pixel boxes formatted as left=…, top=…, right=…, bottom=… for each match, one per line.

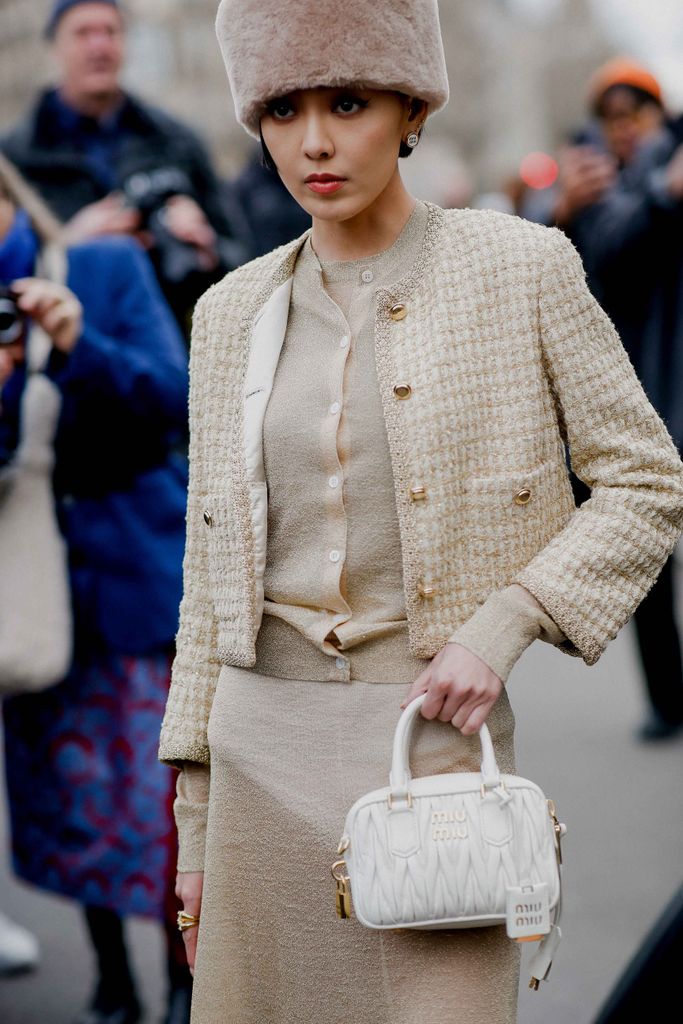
left=508, top=227, right=683, bottom=665
left=159, top=296, right=222, bottom=766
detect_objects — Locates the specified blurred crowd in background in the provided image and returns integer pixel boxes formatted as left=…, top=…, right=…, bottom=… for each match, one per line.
left=0, top=2, right=682, bottom=1024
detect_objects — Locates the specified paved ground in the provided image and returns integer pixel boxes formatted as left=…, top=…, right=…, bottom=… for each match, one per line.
left=1, top=557, right=682, bottom=1023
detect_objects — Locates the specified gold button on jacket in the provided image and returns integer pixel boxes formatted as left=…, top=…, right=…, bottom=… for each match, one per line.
left=203, top=510, right=213, bottom=526
left=514, top=488, right=532, bottom=505
left=389, top=303, right=407, bottom=321
left=393, top=383, right=412, bottom=399
left=409, top=485, right=427, bottom=501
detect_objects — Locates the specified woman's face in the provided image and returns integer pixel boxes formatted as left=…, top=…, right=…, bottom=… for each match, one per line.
left=260, top=86, right=424, bottom=221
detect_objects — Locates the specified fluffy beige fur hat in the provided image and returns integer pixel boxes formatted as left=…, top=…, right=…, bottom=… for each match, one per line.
left=215, top=0, right=449, bottom=139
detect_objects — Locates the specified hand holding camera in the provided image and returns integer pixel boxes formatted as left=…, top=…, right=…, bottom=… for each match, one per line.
left=60, top=194, right=142, bottom=247
left=553, top=143, right=618, bottom=227
left=10, top=279, right=83, bottom=355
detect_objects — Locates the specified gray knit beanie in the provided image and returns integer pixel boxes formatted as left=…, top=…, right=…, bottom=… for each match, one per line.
left=45, top=0, right=121, bottom=39
left=215, top=0, right=449, bottom=139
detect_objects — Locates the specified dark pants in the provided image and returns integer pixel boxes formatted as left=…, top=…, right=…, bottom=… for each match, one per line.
left=632, top=553, right=683, bottom=723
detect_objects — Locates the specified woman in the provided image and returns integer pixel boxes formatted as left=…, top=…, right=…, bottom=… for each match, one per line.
left=160, top=2, right=683, bottom=1022
left=0, top=154, right=192, bottom=1024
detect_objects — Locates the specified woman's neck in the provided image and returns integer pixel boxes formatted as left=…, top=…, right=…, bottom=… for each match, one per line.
left=310, top=173, right=418, bottom=262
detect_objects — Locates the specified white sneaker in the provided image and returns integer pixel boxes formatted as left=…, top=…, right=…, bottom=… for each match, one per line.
left=0, top=911, right=40, bottom=975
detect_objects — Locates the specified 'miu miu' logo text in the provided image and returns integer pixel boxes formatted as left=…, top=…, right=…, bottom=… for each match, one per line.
left=514, top=901, right=544, bottom=928
left=431, top=808, right=468, bottom=840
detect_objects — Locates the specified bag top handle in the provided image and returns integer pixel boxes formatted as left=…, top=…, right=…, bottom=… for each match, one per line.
left=388, top=692, right=501, bottom=800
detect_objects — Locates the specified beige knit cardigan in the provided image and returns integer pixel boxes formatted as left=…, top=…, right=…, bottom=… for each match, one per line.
left=159, top=202, right=683, bottom=766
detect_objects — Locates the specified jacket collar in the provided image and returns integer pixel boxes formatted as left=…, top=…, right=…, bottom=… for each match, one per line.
left=252, top=199, right=448, bottom=312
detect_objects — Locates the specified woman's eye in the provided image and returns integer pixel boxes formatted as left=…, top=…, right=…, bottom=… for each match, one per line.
left=268, top=99, right=294, bottom=119
left=334, top=96, right=369, bottom=115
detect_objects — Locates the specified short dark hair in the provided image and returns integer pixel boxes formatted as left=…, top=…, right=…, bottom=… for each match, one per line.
left=259, top=93, right=426, bottom=174
left=593, top=83, right=663, bottom=119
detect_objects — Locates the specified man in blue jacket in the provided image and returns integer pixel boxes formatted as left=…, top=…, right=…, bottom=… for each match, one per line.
left=1, top=0, right=247, bottom=334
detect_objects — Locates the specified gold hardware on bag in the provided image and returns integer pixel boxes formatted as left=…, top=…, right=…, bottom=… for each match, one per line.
left=547, top=799, right=564, bottom=865
left=331, top=858, right=352, bottom=919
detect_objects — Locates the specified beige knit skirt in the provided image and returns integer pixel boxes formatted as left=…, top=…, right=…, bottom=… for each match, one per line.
left=191, top=664, right=521, bottom=1024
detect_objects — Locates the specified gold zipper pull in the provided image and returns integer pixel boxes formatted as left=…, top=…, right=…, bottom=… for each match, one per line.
left=547, top=799, right=567, bottom=865
left=335, top=876, right=352, bottom=919
left=331, top=858, right=352, bottom=919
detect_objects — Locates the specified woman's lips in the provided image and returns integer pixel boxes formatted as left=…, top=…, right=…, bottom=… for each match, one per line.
left=306, top=179, right=347, bottom=194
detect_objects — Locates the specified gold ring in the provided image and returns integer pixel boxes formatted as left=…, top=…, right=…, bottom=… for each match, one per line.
left=177, top=910, right=200, bottom=932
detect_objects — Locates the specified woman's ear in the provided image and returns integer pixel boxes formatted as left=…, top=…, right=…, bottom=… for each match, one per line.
left=407, top=97, right=429, bottom=126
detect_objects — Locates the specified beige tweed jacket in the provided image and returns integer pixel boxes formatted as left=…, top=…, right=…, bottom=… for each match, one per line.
left=158, top=202, right=683, bottom=765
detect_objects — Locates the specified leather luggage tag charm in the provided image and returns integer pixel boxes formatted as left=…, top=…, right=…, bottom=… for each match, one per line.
left=505, top=882, right=550, bottom=940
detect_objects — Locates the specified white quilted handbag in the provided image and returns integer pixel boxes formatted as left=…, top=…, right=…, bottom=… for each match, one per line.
left=331, top=692, right=567, bottom=990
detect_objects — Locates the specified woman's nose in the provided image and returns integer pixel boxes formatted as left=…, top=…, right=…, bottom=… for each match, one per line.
left=302, top=115, right=334, bottom=160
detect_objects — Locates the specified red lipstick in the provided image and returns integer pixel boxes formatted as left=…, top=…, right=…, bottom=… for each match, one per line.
left=305, top=173, right=347, bottom=195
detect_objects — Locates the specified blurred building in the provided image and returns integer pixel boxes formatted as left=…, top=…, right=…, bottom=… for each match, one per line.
left=0, top=0, right=613, bottom=189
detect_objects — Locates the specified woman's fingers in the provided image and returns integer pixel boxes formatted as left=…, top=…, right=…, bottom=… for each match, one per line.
left=420, top=676, right=459, bottom=720
left=450, top=694, right=495, bottom=735
left=176, top=870, right=204, bottom=975
left=405, top=643, right=503, bottom=730
left=182, top=927, right=199, bottom=976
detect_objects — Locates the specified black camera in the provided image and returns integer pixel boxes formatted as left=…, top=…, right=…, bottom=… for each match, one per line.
left=0, top=287, right=28, bottom=347
left=120, top=165, right=204, bottom=286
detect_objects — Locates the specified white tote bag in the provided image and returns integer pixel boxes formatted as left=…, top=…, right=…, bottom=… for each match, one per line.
left=0, top=246, right=73, bottom=695
left=332, top=691, right=567, bottom=989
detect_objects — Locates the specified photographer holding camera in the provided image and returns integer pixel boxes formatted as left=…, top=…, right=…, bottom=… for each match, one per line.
left=539, top=60, right=683, bottom=743
left=0, top=151, right=195, bottom=1024
left=0, top=0, right=247, bottom=335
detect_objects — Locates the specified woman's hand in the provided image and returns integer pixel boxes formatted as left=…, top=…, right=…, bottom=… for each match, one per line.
left=400, top=642, right=503, bottom=735
left=11, top=278, right=83, bottom=355
left=176, top=870, right=204, bottom=976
